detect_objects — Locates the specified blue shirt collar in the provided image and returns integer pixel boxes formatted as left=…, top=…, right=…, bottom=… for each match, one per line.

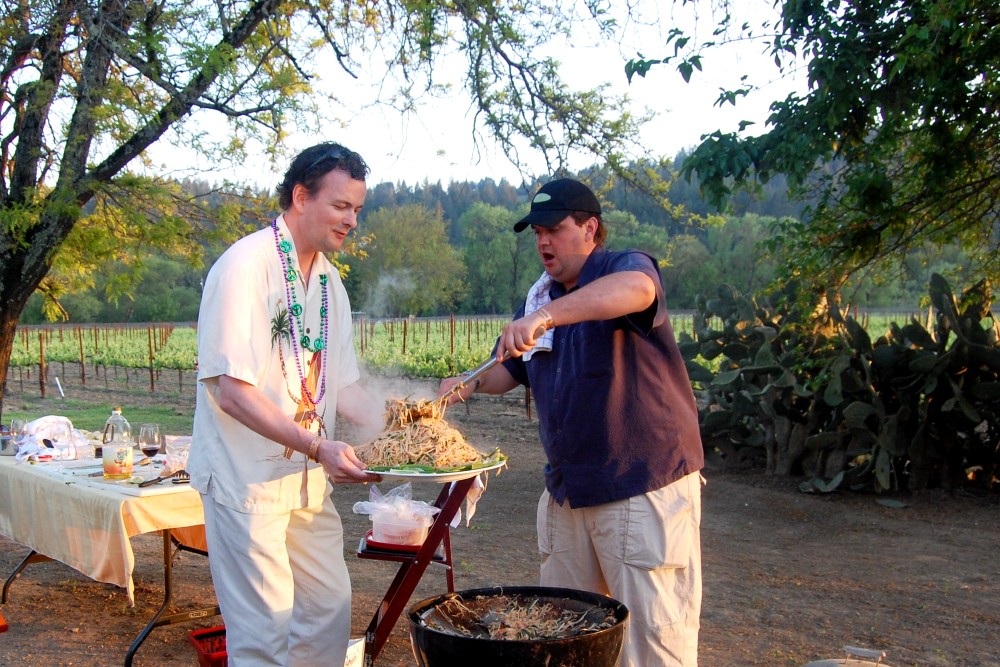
left=551, top=246, right=606, bottom=298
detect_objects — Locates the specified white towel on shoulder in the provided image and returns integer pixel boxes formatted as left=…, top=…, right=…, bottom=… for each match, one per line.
left=523, top=272, right=554, bottom=362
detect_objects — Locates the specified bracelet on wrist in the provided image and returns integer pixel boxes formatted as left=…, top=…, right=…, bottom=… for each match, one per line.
left=307, top=435, right=323, bottom=463
left=536, top=307, right=555, bottom=331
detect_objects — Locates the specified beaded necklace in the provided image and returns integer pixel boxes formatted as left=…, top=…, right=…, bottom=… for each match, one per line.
left=272, top=218, right=330, bottom=408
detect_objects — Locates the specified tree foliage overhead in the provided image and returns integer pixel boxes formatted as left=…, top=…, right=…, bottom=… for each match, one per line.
left=631, top=0, right=1000, bottom=287
left=0, top=0, right=677, bottom=419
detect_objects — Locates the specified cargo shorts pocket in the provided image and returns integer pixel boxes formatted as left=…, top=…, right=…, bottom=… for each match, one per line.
left=537, top=490, right=573, bottom=556
left=623, top=484, right=694, bottom=570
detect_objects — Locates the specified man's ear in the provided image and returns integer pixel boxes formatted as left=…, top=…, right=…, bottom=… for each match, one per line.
left=291, top=182, right=311, bottom=212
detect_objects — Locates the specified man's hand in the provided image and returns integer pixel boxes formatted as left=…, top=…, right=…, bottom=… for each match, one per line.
left=438, top=375, right=474, bottom=405
left=316, top=438, right=377, bottom=484
left=497, top=309, right=551, bottom=360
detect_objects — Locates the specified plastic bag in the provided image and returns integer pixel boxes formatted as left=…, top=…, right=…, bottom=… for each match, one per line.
left=163, top=435, right=192, bottom=472
left=352, top=482, right=440, bottom=527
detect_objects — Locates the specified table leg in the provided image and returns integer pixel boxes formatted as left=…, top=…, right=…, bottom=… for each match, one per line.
left=363, top=477, right=474, bottom=665
left=124, top=529, right=220, bottom=667
left=2, top=550, right=52, bottom=603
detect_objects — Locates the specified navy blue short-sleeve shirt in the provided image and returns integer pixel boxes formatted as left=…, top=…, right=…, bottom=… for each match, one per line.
left=504, top=247, right=704, bottom=508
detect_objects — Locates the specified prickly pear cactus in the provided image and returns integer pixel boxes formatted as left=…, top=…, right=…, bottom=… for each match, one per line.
left=686, top=274, right=1000, bottom=493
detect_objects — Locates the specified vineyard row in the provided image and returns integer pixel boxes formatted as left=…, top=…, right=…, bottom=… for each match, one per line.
left=5, top=310, right=916, bottom=396
left=6, top=316, right=531, bottom=393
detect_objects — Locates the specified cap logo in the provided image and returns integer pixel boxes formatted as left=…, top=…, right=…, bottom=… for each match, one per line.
left=533, top=193, right=552, bottom=204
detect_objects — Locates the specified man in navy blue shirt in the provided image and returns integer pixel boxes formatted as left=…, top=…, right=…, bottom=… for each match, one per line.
left=440, top=178, right=705, bottom=666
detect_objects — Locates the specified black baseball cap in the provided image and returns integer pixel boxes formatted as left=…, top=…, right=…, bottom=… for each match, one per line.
left=513, top=178, right=601, bottom=232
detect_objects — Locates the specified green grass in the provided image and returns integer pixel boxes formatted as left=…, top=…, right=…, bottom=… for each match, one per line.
left=4, top=397, right=194, bottom=435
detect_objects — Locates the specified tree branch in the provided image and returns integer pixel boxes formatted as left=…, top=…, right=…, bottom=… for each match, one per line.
left=87, top=0, right=284, bottom=188
left=7, top=0, right=73, bottom=203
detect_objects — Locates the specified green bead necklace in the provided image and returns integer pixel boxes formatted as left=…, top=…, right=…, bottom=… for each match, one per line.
left=272, top=219, right=329, bottom=406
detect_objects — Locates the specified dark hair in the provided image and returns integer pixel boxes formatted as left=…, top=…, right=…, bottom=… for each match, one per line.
left=276, top=142, right=370, bottom=209
left=569, top=210, right=607, bottom=246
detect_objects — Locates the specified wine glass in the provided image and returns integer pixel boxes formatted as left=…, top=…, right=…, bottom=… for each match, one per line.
left=10, top=418, right=28, bottom=452
left=52, top=420, right=77, bottom=460
left=138, top=423, right=161, bottom=458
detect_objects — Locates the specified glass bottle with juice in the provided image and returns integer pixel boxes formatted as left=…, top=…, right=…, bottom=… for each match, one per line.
left=102, top=407, right=133, bottom=480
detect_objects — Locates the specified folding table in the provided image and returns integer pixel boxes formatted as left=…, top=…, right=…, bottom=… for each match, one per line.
left=0, top=457, right=218, bottom=666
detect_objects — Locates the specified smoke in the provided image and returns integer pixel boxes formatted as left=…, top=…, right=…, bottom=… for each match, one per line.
left=338, top=367, right=442, bottom=445
left=363, top=269, right=416, bottom=317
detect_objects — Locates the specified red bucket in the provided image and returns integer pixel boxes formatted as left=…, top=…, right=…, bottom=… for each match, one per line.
left=188, top=625, right=227, bottom=667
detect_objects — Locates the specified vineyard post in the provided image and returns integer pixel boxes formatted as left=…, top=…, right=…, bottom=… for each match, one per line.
left=147, top=327, right=155, bottom=392
left=38, top=333, right=46, bottom=398
left=77, top=327, right=86, bottom=385
left=449, top=314, right=455, bottom=355
left=402, top=319, right=408, bottom=357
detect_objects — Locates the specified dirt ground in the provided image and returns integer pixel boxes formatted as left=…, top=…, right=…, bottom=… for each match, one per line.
left=1, top=369, right=999, bottom=666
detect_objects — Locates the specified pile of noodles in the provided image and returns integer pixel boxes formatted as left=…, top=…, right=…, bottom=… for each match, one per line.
left=355, top=398, right=496, bottom=471
left=422, top=593, right=617, bottom=640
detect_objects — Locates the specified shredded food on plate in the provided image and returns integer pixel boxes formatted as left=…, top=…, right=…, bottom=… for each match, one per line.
left=355, top=398, right=506, bottom=472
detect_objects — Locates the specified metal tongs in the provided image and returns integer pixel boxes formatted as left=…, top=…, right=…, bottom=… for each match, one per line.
left=439, top=323, right=549, bottom=408
left=438, top=355, right=503, bottom=406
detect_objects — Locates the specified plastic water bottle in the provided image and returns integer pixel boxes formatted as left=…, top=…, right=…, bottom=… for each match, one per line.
left=102, top=407, right=133, bottom=480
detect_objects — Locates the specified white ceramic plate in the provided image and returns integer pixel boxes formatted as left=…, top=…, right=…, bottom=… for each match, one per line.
left=363, top=460, right=507, bottom=483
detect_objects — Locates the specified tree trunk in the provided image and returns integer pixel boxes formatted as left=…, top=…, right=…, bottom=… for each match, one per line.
left=0, top=306, right=25, bottom=424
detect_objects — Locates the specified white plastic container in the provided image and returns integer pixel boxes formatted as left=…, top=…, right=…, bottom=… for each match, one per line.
left=371, top=511, right=431, bottom=546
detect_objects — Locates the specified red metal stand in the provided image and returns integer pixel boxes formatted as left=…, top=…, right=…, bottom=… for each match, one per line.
left=357, top=476, right=475, bottom=665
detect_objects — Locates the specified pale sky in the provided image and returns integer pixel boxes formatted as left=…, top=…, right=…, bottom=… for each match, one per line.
left=150, top=1, right=807, bottom=192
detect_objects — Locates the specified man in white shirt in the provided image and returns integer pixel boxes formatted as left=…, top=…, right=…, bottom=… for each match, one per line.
left=190, top=142, right=383, bottom=666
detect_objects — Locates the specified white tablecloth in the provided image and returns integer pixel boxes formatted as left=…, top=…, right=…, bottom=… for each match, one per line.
left=0, top=457, right=206, bottom=604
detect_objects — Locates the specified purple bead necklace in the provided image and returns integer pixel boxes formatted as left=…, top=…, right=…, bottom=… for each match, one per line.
left=272, top=219, right=329, bottom=407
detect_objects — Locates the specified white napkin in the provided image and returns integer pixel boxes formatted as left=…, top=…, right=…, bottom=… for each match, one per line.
left=523, top=272, right=554, bottom=362
left=448, top=475, right=487, bottom=528
left=14, top=434, right=43, bottom=462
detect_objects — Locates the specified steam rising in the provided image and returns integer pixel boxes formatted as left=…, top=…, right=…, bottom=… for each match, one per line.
left=363, top=270, right=416, bottom=318
left=339, top=367, right=443, bottom=445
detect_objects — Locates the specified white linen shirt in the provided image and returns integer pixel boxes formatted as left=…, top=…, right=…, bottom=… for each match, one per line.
left=189, top=215, right=360, bottom=514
